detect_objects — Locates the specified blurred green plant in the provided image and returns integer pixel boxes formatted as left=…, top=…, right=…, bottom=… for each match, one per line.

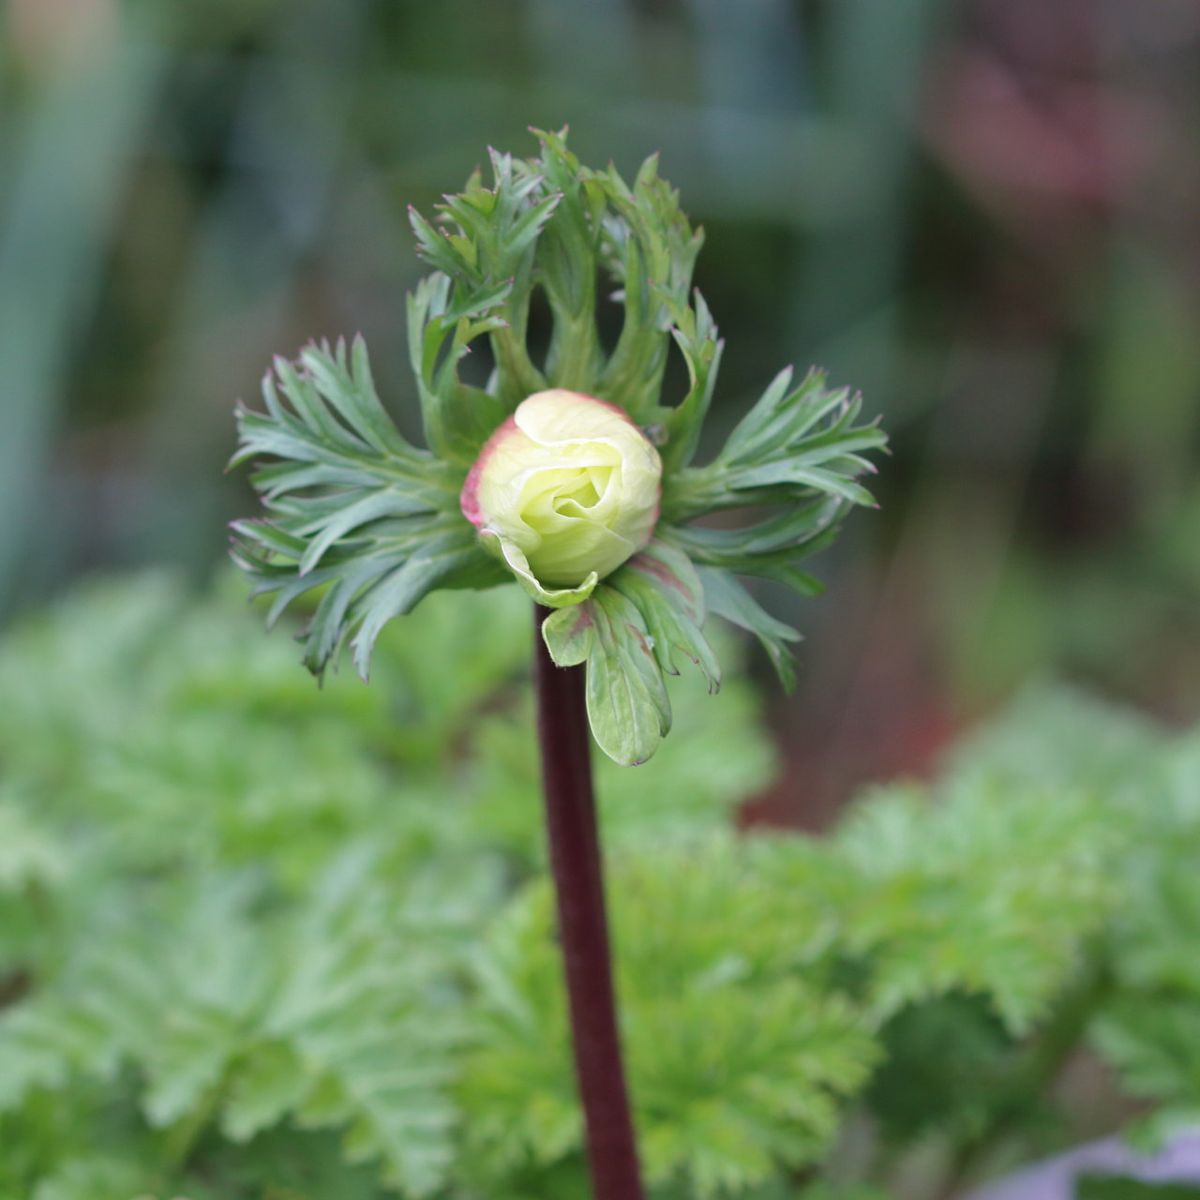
left=0, top=575, right=1199, bottom=1199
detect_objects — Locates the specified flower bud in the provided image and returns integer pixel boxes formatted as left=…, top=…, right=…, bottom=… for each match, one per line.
left=461, top=389, right=662, bottom=605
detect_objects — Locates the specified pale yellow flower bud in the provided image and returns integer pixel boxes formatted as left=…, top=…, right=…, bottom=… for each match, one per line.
left=461, top=389, right=662, bottom=606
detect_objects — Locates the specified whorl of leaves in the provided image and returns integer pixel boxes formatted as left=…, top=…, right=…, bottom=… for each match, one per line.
left=230, top=130, right=885, bottom=763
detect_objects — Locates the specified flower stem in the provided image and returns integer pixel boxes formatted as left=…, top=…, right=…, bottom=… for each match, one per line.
left=532, top=605, right=646, bottom=1200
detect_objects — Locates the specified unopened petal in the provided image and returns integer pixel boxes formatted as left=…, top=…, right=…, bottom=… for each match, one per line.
left=461, top=389, right=663, bottom=602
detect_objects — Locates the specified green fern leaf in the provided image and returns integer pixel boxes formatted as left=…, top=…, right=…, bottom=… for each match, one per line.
left=230, top=337, right=503, bottom=680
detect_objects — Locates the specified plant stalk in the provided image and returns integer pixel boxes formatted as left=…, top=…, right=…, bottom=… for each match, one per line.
left=532, top=606, right=645, bottom=1200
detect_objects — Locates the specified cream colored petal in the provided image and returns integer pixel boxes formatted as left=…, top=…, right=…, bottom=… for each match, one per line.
left=462, top=388, right=663, bottom=593
left=515, top=389, right=639, bottom=446
left=483, top=532, right=599, bottom=608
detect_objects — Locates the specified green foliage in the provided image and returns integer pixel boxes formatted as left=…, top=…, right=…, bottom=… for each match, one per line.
left=0, top=867, right=470, bottom=1192
left=923, top=686, right=1200, bottom=1151
left=0, top=573, right=775, bottom=1197
left=2, top=574, right=1200, bottom=1198
left=231, top=130, right=885, bottom=763
left=230, top=338, right=502, bottom=679
left=459, top=841, right=878, bottom=1199
left=28, top=1157, right=170, bottom=1200
left=1076, top=1179, right=1200, bottom=1200
left=1086, top=730, right=1200, bottom=1144
left=663, top=367, right=885, bottom=605
left=827, top=775, right=1116, bottom=1032
left=542, top=540, right=721, bottom=764
left=0, top=799, right=66, bottom=894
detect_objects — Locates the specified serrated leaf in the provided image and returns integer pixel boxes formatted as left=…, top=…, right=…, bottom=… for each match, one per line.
left=651, top=361, right=883, bottom=675
left=698, top=568, right=801, bottom=690
left=221, top=1042, right=310, bottom=1142
left=608, top=541, right=720, bottom=690
left=462, top=844, right=879, bottom=1198
left=540, top=544, right=721, bottom=764
left=541, top=602, right=596, bottom=667
left=663, top=497, right=846, bottom=582
left=721, top=368, right=851, bottom=466
left=659, top=289, right=723, bottom=471
left=405, top=274, right=512, bottom=465
left=230, top=338, right=503, bottom=679
left=585, top=587, right=672, bottom=766
left=730, top=460, right=877, bottom=508
left=349, top=533, right=483, bottom=679
left=596, top=156, right=706, bottom=424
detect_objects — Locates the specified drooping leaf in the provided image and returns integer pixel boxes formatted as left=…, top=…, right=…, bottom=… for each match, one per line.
left=607, top=540, right=720, bottom=690
left=698, top=567, right=801, bottom=690
left=585, top=586, right=673, bottom=767
left=541, top=545, right=718, bottom=764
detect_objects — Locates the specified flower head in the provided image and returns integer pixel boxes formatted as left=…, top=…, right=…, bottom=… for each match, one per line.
left=461, top=390, right=662, bottom=606
left=230, top=130, right=886, bottom=764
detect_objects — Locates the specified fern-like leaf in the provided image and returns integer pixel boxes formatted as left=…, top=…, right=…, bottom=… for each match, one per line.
left=230, top=336, right=503, bottom=679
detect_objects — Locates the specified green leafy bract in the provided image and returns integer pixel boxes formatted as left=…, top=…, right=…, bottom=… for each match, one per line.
left=230, top=337, right=503, bottom=680
left=230, top=131, right=885, bottom=762
left=542, top=541, right=719, bottom=764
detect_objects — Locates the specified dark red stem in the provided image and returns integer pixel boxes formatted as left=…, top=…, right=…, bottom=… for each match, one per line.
left=532, top=605, right=646, bottom=1200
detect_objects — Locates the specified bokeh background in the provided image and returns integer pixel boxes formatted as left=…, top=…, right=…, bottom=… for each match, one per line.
left=3, top=0, right=1198, bottom=822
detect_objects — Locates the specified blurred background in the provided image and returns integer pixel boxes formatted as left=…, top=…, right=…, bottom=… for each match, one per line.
left=2, top=0, right=1198, bottom=823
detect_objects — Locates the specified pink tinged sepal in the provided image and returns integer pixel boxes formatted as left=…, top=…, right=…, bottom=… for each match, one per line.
left=459, top=415, right=517, bottom=530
